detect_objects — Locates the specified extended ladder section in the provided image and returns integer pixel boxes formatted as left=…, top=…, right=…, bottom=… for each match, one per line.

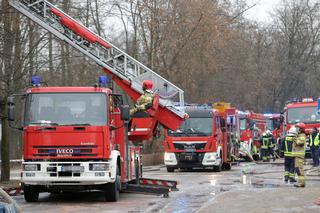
left=9, top=0, right=185, bottom=125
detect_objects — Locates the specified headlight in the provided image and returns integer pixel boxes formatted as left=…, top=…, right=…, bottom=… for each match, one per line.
left=24, top=164, right=40, bottom=171
left=206, top=153, right=216, bottom=160
left=164, top=152, right=175, bottom=161
left=89, top=163, right=109, bottom=171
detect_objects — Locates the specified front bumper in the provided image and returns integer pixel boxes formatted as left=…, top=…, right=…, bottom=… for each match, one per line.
left=22, top=161, right=114, bottom=185
left=164, top=152, right=220, bottom=168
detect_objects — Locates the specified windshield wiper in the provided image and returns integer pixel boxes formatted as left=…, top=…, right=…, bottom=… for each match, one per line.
left=185, top=129, right=209, bottom=136
left=169, top=132, right=192, bottom=136
left=60, top=123, right=91, bottom=126
left=28, top=122, right=59, bottom=126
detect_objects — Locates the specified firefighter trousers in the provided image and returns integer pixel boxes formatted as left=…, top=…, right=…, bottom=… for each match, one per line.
left=260, top=148, right=269, bottom=162
left=295, top=157, right=305, bottom=186
left=284, top=157, right=294, bottom=181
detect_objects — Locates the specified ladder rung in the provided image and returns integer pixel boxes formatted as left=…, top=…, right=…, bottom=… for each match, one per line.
left=9, top=0, right=185, bottom=117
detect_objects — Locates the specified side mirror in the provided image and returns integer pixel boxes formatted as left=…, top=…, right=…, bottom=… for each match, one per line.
left=109, top=125, right=116, bottom=131
left=249, top=120, right=255, bottom=130
left=7, top=96, right=15, bottom=122
left=120, top=105, right=130, bottom=121
left=279, top=115, right=284, bottom=123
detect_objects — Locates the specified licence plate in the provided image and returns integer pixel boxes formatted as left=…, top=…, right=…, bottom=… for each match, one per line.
left=185, top=148, right=196, bottom=153
left=60, top=166, right=84, bottom=172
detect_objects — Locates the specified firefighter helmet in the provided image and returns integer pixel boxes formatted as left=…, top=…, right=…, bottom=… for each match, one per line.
left=296, top=122, right=306, bottom=130
left=287, top=126, right=297, bottom=136
left=266, top=130, right=272, bottom=136
left=142, top=80, right=153, bottom=91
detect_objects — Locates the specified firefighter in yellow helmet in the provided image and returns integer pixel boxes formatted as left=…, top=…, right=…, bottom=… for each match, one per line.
left=130, top=80, right=154, bottom=115
left=293, top=122, right=307, bottom=187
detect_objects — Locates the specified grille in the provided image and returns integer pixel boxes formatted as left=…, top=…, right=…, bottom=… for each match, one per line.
left=33, top=145, right=97, bottom=157
left=173, top=142, right=206, bottom=151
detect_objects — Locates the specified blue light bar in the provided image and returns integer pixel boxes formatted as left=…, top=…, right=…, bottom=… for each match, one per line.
left=31, top=76, right=40, bottom=86
left=98, top=75, right=108, bottom=87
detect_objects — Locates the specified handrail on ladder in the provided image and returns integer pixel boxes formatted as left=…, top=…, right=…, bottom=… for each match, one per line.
left=9, top=0, right=185, bottom=117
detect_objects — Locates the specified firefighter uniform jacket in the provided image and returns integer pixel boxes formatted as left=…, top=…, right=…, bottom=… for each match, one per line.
left=292, top=133, right=306, bottom=158
left=260, top=136, right=270, bottom=149
left=130, top=91, right=154, bottom=114
left=309, top=133, right=320, bottom=147
left=282, top=136, right=294, bottom=157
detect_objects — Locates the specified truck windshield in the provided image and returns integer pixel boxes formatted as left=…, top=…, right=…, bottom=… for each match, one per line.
left=240, top=118, right=246, bottom=131
left=287, top=106, right=320, bottom=124
left=266, top=119, right=273, bottom=130
left=25, top=93, right=107, bottom=126
left=168, top=117, right=213, bottom=137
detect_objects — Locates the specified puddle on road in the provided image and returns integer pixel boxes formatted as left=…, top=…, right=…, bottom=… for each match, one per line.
left=241, top=174, right=284, bottom=188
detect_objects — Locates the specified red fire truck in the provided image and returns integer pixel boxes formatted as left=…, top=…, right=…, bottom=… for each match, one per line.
left=8, top=0, right=186, bottom=202
left=282, top=98, right=320, bottom=157
left=238, top=111, right=267, bottom=160
left=163, top=103, right=237, bottom=172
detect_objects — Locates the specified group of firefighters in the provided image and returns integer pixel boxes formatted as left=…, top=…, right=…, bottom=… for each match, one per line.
left=260, top=130, right=277, bottom=162
left=260, top=122, right=318, bottom=188
left=133, top=80, right=317, bottom=188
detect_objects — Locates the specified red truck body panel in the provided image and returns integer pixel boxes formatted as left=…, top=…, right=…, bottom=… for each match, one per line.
left=23, top=126, right=109, bottom=160
left=23, top=87, right=112, bottom=161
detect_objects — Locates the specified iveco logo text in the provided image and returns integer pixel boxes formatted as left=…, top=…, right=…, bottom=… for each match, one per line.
left=57, top=149, right=74, bottom=154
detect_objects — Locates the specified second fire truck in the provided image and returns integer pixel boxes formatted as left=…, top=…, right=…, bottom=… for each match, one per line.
left=164, top=103, right=238, bottom=172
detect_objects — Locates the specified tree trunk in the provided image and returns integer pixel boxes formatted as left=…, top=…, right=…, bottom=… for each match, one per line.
left=1, top=104, right=10, bottom=182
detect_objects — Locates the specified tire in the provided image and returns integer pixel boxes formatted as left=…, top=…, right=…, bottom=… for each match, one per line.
left=213, top=152, right=222, bottom=172
left=24, top=185, right=39, bottom=202
left=223, top=162, right=232, bottom=171
left=213, top=164, right=222, bottom=172
left=166, top=167, right=175, bottom=173
left=105, top=167, right=120, bottom=202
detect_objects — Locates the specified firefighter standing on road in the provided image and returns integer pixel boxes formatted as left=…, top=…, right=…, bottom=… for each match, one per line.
left=293, top=122, right=307, bottom=187
left=310, top=127, right=320, bottom=167
left=130, top=80, right=154, bottom=115
left=260, top=132, right=270, bottom=162
left=267, top=130, right=276, bottom=161
left=282, top=127, right=297, bottom=183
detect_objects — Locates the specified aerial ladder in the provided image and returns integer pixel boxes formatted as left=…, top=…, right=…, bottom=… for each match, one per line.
left=7, top=0, right=188, bottom=199
left=8, top=0, right=186, bottom=140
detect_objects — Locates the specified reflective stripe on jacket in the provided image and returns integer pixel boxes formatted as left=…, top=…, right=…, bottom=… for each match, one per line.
left=261, top=137, right=269, bottom=149
left=284, top=136, right=294, bottom=157
left=309, top=133, right=320, bottom=147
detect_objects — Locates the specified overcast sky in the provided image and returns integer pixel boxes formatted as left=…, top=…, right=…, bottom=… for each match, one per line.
left=245, top=0, right=282, bottom=23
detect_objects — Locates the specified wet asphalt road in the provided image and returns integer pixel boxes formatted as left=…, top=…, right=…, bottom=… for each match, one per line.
left=11, top=161, right=320, bottom=213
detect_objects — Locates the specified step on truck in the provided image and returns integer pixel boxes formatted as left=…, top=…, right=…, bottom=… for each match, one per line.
left=7, top=0, right=187, bottom=202
left=164, top=103, right=237, bottom=172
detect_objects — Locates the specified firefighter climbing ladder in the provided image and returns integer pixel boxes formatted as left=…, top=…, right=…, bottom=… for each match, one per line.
left=9, top=0, right=185, bottom=117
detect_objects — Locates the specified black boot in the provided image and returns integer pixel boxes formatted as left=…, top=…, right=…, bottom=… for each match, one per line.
left=289, top=178, right=296, bottom=183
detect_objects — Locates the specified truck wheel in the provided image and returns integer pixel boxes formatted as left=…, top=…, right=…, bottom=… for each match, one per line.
left=213, top=164, right=222, bottom=172
left=213, top=153, right=222, bottom=172
left=24, top=185, right=39, bottom=202
left=105, top=167, right=120, bottom=202
left=166, top=167, right=175, bottom=173
left=223, top=163, right=232, bottom=171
